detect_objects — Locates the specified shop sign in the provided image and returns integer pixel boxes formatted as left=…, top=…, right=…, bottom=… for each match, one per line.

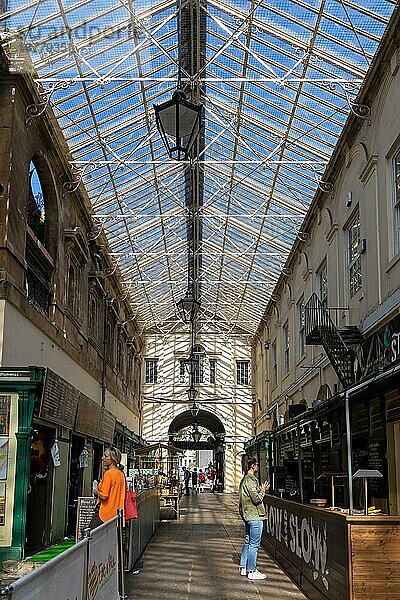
left=264, top=500, right=329, bottom=591
left=0, top=370, right=30, bottom=380
left=358, top=314, right=400, bottom=377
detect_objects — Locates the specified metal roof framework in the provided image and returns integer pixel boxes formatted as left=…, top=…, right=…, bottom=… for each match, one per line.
left=0, top=0, right=396, bottom=335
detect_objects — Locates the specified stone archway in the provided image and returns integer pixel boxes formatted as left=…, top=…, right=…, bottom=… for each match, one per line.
left=168, top=409, right=226, bottom=491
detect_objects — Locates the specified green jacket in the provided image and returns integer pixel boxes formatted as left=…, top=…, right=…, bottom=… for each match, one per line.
left=238, top=473, right=266, bottom=521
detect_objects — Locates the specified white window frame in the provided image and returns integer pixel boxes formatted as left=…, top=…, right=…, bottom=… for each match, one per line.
left=296, top=298, right=305, bottom=360
left=316, top=259, right=327, bottom=306
left=271, top=340, right=277, bottom=388
left=145, top=359, right=158, bottom=384
left=283, top=322, right=290, bottom=375
left=236, top=361, right=249, bottom=386
left=179, top=359, right=186, bottom=384
left=392, top=148, right=400, bottom=255
left=347, top=209, right=362, bottom=298
left=209, top=359, right=216, bottom=384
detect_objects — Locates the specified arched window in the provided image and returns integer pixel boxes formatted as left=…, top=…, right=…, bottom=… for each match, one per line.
left=25, top=157, right=57, bottom=315
left=89, top=291, right=100, bottom=341
left=28, top=161, right=46, bottom=243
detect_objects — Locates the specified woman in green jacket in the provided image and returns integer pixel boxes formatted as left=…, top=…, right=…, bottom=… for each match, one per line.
left=238, top=457, right=269, bottom=580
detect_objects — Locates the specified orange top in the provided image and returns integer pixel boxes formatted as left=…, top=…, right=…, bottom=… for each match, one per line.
left=97, top=467, right=126, bottom=522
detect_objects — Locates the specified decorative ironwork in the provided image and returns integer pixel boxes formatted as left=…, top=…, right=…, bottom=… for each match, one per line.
left=26, top=80, right=76, bottom=125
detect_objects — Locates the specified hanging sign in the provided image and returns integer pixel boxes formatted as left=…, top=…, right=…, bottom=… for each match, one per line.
left=79, top=447, right=89, bottom=469
left=51, top=440, right=61, bottom=467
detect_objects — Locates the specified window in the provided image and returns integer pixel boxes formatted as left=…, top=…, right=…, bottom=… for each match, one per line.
left=209, top=359, right=216, bottom=384
left=127, top=351, right=134, bottom=386
left=347, top=210, right=362, bottom=297
left=28, top=161, right=46, bottom=243
left=283, top=322, right=290, bottom=375
left=193, top=356, right=204, bottom=384
left=236, top=361, right=249, bottom=385
left=192, top=345, right=205, bottom=384
left=392, top=148, right=400, bottom=255
left=89, top=290, right=100, bottom=341
left=145, top=359, right=158, bottom=384
left=179, top=359, right=186, bottom=384
left=316, top=259, right=327, bottom=305
left=67, top=254, right=82, bottom=317
left=271, top=340, right=277, bottom=388
left=296, top=298, right=305, bottom=360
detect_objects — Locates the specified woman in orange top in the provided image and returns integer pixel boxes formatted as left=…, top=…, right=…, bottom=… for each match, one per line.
left=90, top=446, right=126, bottom=529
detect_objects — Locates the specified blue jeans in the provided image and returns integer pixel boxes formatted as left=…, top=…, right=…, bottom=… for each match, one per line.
left=240, top=520, right=263, bottom=573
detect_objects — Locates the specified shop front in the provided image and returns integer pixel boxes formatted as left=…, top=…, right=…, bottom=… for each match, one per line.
left=247, top=318, right=400, bottom=598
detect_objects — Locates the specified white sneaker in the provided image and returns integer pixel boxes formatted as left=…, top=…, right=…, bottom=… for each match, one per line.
left=248, top=570, right=266, bottom=580
left=240, top=567, right=247, bottom=576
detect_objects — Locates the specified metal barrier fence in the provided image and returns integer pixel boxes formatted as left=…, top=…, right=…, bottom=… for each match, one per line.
left=0, top=510, right=126, bottom=600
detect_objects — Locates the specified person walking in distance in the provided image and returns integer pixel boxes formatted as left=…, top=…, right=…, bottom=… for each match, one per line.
left=192, top=467, right=198, bottom=493
left=89, top=446, right=126, bottom=530
left=238, top=457, right=269, bottom=580
left=199, top=469, right=206, bottom=493
left=183, top=466, right=191, bottom=496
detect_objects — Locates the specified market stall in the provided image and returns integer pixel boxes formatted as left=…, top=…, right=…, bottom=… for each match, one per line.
left=262, top=494, right=400, bottom=600
left=132, top=443, right=183, bottom=519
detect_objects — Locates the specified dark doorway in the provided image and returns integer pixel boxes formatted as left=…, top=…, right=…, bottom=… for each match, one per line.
left=26, top=425, right=53, bottom=554
left=67, top=435, right=86, bottom=536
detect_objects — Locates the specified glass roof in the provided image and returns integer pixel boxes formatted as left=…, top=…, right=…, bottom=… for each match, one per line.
left=1, top=0, right=396, bottom=334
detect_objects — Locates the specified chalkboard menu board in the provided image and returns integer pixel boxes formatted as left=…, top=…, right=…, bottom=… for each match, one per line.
left=40, top=369, right=79, bottom=428
left=98, top=409, right=116, bottom=443
left=75, top=394, right=101, bottom=438
left=76, top=497, right=96, bottom=542
left=368, top=439, right=385, bottom=496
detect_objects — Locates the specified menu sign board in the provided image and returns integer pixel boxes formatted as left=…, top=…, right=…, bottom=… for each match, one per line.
left=75, top=394, right=101, bottom=438
left=40, top=370, right=78, bottom=428
left=98, top=410, right=116, bottom=443
left=76, top=497, right=96, bottom=542
left=368, top=439, right=385, bottom=496
left=0, top=396, right=10, bottom=436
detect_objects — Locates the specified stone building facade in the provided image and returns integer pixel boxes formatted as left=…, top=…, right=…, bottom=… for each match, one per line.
left=0, top=51, right=143, bottom=558
left=251, top=11, right=400, bottom=512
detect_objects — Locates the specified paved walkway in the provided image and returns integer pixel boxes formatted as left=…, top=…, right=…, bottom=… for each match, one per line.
left=125, top=492, right=306, bottom=600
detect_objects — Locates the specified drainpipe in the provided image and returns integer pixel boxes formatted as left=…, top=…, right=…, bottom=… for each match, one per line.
left=345, top=389, right=354, bottom=514
left=101, top=293, right=109, bottom=409
left=297, top=422, right=304, bottom=503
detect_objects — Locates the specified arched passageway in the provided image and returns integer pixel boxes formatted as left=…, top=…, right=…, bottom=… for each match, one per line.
left=168, top=409, right=226, bottom=490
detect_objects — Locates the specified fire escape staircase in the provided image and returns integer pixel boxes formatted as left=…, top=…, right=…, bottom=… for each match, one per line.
left=304, top=293, right=363, bottom=388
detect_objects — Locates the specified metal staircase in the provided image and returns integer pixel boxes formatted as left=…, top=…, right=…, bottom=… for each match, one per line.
left=304, top=293, right=362, bottom=388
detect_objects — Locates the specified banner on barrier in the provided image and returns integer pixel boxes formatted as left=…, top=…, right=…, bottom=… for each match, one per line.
left=11, top=538, right=88, bottom=600
left=87, top=518, right=119, bottom=600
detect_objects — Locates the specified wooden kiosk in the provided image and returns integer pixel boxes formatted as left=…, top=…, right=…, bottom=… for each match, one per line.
left=262, top=494, right=400, bottom=600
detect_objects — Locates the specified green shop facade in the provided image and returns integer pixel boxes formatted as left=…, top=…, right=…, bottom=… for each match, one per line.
left=0, top=366, right=44, bottom=560
left=0, top=366, right=141, bottom=561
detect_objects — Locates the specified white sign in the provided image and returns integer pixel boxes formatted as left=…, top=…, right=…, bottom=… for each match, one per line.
left=87, top=518, right=119, bottom=600
left=11, top=538, right=88, bottom=600
left=391, top=332, right=400, bottom=362
left=79, top=447, right=89, bottom=468
left=51, top=440, right=61, bottom=467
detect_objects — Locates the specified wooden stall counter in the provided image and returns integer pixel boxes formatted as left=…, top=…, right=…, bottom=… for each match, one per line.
left=262, top=494, right=400, bottom=600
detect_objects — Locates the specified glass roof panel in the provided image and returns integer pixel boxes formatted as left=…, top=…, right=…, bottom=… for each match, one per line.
left=1, top=0, right=396, bottom=333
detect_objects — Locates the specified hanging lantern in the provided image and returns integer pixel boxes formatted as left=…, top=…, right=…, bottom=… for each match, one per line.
left=154, top=90, right=203, bottom=161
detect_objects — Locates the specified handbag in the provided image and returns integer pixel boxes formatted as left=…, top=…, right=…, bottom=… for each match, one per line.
left=125, top=489, right=138, bottom=520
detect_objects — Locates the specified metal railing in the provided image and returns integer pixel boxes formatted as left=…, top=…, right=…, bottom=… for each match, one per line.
left=304, top=293, right=355, bottom=388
